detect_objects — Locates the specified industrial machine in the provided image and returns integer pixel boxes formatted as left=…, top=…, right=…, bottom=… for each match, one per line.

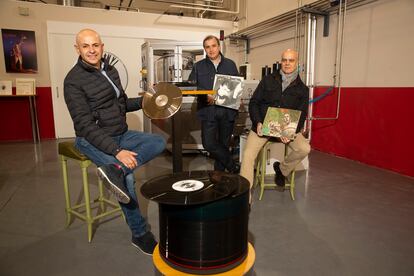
left=141, top=40, right=204, bottom=151
left=140, top=40, right=259, bottom=153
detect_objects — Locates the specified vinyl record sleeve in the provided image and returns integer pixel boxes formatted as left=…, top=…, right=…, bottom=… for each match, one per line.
left=262, top=107, right=301, bottom=140
left=212, top=74, right=244, bottom=110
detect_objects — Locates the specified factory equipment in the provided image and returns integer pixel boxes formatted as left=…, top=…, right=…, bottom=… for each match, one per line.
left=141, top=40, right=204, bottom=151
left=140, top=40, right=259, bottom=154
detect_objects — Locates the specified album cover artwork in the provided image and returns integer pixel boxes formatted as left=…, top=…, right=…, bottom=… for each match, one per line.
left=212, top=74, right=244, bottom=110
left=262, top=107, right=302, bottom=140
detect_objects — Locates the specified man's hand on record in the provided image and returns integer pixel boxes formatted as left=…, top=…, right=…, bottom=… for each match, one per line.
left=257, top=123, right=263, bottom=136
left=207, top=94, right=215, bottom=105
left=280, top=136, right=290, bottom=144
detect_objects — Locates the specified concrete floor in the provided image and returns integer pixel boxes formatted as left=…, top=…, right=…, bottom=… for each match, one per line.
left=0, top=140, right=413, bottom=276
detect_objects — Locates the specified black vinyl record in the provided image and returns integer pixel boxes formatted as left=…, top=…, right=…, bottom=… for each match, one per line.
left=141, top=170, right=238, bottom=205
left=142, top=171, right=250, bottom=274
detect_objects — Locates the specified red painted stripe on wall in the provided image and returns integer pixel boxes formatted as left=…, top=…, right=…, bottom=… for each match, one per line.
left=1, top=85, right=412, bottom=178
left=0, top=87, right=55, bottom=141
left=311, top=87, right=414, bottom=178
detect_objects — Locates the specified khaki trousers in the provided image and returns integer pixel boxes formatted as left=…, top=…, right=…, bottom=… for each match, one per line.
left=240, top=131, right=310, bottom=188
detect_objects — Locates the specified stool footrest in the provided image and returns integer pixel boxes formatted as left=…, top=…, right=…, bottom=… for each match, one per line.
left=67, top=201, right=121, bottom=222
left=66, top=209, right=88, bottom=222
left=99, top=198, right=120, bottom=208
left=254, top=141, right=296, bottom=201
left=93, top=208, right=122, bottom=221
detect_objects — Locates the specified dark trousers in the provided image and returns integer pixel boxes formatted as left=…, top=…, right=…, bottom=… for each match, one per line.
left=201, top=107, right=236, bottom=171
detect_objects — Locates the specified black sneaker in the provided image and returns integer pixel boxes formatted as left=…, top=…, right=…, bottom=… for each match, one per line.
left=97, top=164, right=130, bottom=204
left=273, top=161, right=286, bottom=187
left=131, top=231, right=157, bottom=256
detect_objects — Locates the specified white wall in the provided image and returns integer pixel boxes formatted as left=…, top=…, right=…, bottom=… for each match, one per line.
left=315, top=0, right=414, bottom=87
left=232, top=0, right=414, bottom=86
left=243, top=0, right=317, bottom=27
left=229, top=26, right=297, bottom=80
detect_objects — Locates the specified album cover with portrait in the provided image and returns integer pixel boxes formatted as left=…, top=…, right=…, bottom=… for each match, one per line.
left=212, top=74, right=244, bottom=110
left=262, top=107, right=302, bottom=140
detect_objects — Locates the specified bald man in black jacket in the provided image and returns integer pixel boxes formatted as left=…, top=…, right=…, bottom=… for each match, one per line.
left=240, top=49, right=310, bottom=197
left=64, top=29, right=165, bottom=255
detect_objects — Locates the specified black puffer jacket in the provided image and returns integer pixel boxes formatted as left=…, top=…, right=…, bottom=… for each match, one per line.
left=64, top=57, right=142, bottom=156
left=249, top=71, right=309, bottom=134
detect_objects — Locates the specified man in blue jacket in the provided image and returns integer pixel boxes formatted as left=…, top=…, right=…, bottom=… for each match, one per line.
left=64, top=29, right=165, bottom=255
left=189, top=35, right=240, bottom=173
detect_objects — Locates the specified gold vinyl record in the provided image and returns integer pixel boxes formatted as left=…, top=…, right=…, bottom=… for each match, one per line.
left=142, top=82, right=182, bottom=119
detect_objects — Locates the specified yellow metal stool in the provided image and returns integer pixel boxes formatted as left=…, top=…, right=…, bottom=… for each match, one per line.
left=254, top=141, right=296, bottom=200
left=58, top=141, right=123, bottom=242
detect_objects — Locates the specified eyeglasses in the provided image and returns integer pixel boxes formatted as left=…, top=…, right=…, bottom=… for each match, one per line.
left=281, top=58, right=296, bottom=63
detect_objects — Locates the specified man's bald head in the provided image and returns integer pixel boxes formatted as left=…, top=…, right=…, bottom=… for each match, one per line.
left=74, top=29, right=104, bottom=69
left=281, top=49, right=298, bottom=74
left=281, top=49, right=298, bottom=60
left=76, top=29, right=102, bottom=45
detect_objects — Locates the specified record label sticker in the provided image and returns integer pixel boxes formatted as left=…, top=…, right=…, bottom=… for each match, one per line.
left=172, top=179, right=204, bottom=192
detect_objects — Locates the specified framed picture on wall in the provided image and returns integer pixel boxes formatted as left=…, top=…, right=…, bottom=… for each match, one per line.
left=1, top=29, right=38, bottom=73
left=16, top=78, right=36, bottom=95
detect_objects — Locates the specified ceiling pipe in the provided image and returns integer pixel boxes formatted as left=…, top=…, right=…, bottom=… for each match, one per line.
left=202, top=0, right=225, bottom=3
left=170, top=0, right=239, bottom=15
left=311, top=0, right=348, bottom=121
left=103, top=4, right=139, bottom=11
left=198, top=5, right=209, bottom=18
left=127, top=0, right=133, bottom=11
left=294, top=0, right=301, bottom=51
left=306, top=14, right=317, bottom=140
left=118, top=0, right=124, bottom=11
left=150, top=0, right=224, bottom=3
left=235, top=10, right=298, bottom=36
left=232, top=0, right=376, bottom=39
left=151, top=0, right=225, bottom=9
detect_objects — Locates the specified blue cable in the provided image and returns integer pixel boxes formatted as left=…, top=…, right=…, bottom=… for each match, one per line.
left=309, top=86, right=334, bottom=104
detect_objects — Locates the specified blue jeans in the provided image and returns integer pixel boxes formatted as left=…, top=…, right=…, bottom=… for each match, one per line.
left=75, top=130, right=166, bottom=238
left=200, top=106, right=237, bottom=171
